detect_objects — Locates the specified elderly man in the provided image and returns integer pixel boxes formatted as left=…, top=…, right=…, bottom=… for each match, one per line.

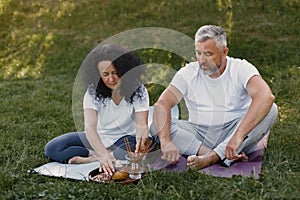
left=150, top=25, right=278, bottom=169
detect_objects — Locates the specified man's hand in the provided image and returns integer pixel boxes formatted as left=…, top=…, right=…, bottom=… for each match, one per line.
left=160, top=141, right=180, bottom=164
left=153, top=85, right=182, bottom=165
left=225, top=134, right=245, bottom=160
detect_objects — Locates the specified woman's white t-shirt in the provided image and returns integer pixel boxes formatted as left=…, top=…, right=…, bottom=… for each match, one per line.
left=83, top=86, right=149, bottom=148
left=170, top=56, right=260, bottom=126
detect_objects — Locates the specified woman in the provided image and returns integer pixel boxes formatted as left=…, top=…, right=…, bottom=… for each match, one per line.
left=44, top=44, right=150, bottom=175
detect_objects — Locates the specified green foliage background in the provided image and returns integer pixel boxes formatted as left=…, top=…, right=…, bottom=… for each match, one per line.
left=0, top=0, right=299, bottom=199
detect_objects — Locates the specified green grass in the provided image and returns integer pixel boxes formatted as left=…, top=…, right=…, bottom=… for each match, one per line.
left=1, top=0, right=299, bottom=199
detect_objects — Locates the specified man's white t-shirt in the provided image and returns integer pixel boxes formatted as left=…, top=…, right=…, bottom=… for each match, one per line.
left=170, top=56, right=260, bottom=126
left=83, top=86, right=149, bottom=148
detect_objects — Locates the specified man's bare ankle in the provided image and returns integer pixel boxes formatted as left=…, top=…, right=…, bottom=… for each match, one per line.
left=205, top=151, right=220, bottom=166
left=197, top=145, right=213, bottom=156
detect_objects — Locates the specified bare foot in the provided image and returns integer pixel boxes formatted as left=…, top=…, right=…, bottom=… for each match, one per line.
left=187, top=155, right=206, bottom=170
left=68, top=155, right=97, bottom=164
left=187, top=151, right=220, bottom=170
left=239, top=152, right=248, bottom=162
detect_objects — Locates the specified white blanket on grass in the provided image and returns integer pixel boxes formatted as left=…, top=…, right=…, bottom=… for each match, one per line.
left=29, top=162, right=99, bottom=181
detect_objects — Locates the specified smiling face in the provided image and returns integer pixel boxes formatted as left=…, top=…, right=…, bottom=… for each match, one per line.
left=195, top=39, right=228, bottom=77
left=98, top=61, right=121, bottom=90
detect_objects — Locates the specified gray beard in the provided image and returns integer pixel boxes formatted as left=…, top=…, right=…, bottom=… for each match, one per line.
left=201, top=59, right=223, bottom=76
left=201, top=67, right=219, bottom=76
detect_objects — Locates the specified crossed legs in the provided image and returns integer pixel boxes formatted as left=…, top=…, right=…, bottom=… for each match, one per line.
left=186, top=103, right=278, bottom=170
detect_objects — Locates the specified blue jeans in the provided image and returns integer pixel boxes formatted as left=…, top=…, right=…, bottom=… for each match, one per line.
left=44, top=132, right=137, bottom=163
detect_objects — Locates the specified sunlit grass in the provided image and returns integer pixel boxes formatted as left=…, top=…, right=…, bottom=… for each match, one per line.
left=0, top=0, right=78, bottom=80
left=0, top=0, right=299, bottom=199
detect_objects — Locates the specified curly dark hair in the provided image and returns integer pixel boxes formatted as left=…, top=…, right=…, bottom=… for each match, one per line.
left=82, top=44, right=145, bottom=104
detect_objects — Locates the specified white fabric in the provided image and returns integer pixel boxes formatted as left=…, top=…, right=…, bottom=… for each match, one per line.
left=83, top=86, right=149, bottom=148
left=170, top=56, right=259, bottom=126
left=29, top=162, right=99, bottom=180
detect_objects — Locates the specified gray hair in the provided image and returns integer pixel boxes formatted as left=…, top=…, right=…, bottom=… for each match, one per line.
left=195, top=25, right=227, bottom=48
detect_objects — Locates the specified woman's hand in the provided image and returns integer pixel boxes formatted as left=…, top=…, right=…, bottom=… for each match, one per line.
left=135, top=137, right=148, bottom=153
left=135, top=111, right=149, bottom=153
left=98, top=151, right=116, bottom=176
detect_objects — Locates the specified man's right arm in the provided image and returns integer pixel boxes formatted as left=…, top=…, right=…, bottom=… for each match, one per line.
left=153, top=85, right=183, bottom=163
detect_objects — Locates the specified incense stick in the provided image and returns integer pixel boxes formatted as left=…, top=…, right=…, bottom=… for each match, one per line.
left=143, top=138, right=152, bottom=153
left=124, top=137, right=132, bottom=158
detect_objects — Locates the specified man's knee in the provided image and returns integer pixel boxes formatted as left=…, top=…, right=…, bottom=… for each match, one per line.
left=268, top=103, right=278, bottom=122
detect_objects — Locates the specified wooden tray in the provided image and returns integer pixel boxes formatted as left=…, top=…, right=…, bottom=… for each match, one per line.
left=88, top=168, right=142, bottom=185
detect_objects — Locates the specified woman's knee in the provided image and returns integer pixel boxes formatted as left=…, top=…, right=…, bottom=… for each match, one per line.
left=44, top=138, right=59, bottom=159
left=44, top=133, right=72, bottom=159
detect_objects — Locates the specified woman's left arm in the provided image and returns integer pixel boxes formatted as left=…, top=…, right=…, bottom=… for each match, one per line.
left=135, top=111, right=149, bottom=152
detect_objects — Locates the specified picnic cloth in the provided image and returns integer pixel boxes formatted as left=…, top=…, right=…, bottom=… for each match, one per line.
left=29, top=131, right=269, bottom=180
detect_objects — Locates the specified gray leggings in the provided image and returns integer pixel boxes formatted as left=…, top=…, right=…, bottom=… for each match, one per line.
left=150, top=103, right=278, bottom=160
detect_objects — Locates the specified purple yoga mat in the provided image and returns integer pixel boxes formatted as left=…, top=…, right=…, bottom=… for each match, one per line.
left=151, top=131, right=269, bottom=179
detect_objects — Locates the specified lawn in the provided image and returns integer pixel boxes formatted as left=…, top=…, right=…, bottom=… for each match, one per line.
left=0, top=0, right=299, bottom=199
